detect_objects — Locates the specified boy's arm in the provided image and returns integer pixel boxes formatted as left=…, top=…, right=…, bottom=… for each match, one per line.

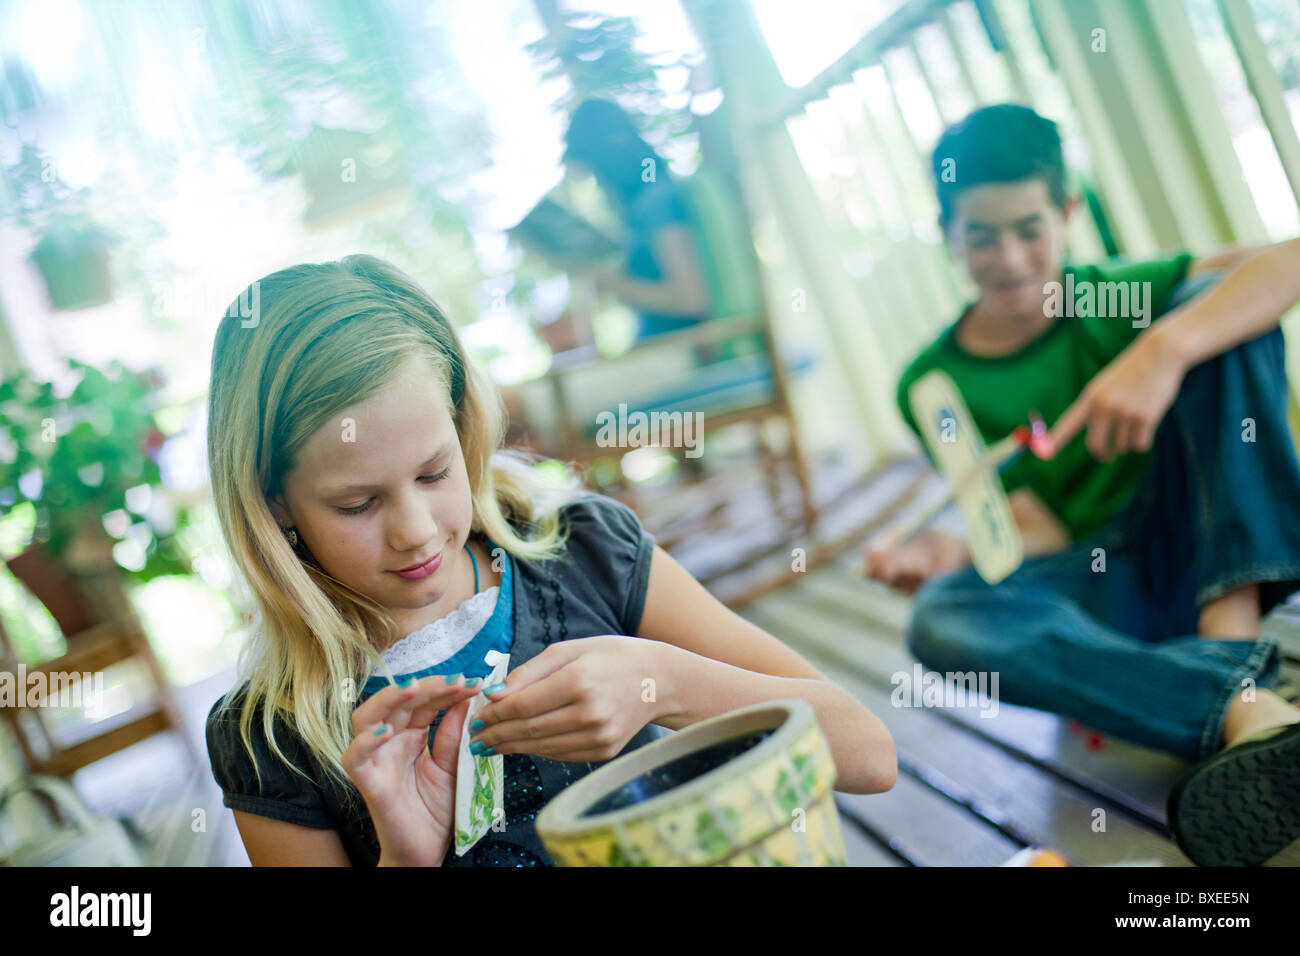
left=1046, top=236, right=1300, bottom=461
left=1188, top=243, right=1275, bottom=276
left=1164, top=236, right=1300, bottom=365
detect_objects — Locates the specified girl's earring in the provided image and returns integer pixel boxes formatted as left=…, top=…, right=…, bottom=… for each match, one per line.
left=283, top=527, right=299, bottom=548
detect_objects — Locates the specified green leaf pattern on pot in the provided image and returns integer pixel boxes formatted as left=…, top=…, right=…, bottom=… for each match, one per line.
left=695, top=804, right=740, bottom=859
left=775, top=749, right=820, bottom=817
left=606, top=836, right=652, bottom=866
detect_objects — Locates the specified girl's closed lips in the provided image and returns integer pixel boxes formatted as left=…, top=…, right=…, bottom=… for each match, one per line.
left=391, top=551, right=442, bottom=580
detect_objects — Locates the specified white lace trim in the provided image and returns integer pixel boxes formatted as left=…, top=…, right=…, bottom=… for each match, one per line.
left=372, top=587, right=500, bottom=677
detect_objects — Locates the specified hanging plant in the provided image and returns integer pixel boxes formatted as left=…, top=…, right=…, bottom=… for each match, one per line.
left=28, top=216, right=116, bottom=311
left=2, top=143, right=118, bottom=311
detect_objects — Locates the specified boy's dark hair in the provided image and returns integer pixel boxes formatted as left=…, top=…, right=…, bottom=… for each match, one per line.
left=931, top=104, right=1066, bottom=225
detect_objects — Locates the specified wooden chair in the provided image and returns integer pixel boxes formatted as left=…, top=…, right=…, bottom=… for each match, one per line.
left=0, top=543, right=200, bottom=779
left=506, top=167, right=820, bottom=548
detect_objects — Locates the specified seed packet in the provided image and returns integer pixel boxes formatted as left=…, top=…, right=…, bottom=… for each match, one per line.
left=454, top=649, right=508, bottom=855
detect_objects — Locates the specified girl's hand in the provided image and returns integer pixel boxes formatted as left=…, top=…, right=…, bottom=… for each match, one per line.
left=341, top=675, right=482, bottom=866
left=469, top=636, right=662, bottom=763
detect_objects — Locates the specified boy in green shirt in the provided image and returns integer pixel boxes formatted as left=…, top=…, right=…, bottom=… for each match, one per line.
left=865, top=104, right=1300, bottom=866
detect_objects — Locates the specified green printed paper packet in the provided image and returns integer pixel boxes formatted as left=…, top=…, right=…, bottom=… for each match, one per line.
left=454, top=650, right=508, bottom=855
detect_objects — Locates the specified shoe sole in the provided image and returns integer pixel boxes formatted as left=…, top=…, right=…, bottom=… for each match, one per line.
left=1168, top=722, right=1300, bottom=866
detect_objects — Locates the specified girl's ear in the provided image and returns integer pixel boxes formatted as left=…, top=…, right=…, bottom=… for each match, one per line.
left=268, top=494, right=293, bottom=528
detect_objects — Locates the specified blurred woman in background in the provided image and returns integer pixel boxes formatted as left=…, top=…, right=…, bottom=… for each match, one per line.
left=562, top=98, right=711, bottom=340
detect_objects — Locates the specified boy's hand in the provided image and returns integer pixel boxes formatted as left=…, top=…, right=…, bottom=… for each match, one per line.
left=1044, top=325, right=1188, bottom=461
left=862, top=529, right=970, bottom=594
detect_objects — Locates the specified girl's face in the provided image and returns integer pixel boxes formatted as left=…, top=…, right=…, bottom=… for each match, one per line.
left=269, top=354, right=475, bottom=640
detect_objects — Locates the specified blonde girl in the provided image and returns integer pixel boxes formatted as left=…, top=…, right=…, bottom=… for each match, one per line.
left=205, top=254, right=896, bottom=866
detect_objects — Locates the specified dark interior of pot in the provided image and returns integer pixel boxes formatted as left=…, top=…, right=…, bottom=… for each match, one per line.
left=580, top=728, right=774, bottom=817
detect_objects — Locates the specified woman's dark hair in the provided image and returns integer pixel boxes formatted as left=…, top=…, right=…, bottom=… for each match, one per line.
left=931, top=103, right=1066, bottom=225
left=563, top=98, right=672, bottom=211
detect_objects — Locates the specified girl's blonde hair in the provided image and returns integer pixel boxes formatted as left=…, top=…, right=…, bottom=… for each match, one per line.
left=207, top=254, right=576, bottom=800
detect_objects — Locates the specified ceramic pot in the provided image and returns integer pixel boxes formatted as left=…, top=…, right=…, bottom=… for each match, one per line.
left=5, top=526, right=125, bottom=635
left=536, top=698, right=847, bottom=866
left=4, top=543, right=95, bottom=635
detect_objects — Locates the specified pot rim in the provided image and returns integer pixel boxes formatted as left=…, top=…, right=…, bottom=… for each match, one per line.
left=535, top=697, right=819, bottom=837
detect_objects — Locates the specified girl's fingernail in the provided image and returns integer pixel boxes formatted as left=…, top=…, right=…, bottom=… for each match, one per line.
left=469, top=740, right=485, bottom=755
left=374, top=724, right=389, bottom=736
left=397, top=676, right=413, bottom=688
left=482, top=747, right=497, bottom=756
left=444, top=673, right=461, bottom=684
left=482, top=682, right=506, bottom=695
left=464, top=677, right=480, bottom=687
left=471, top=719, right=485, bottom=732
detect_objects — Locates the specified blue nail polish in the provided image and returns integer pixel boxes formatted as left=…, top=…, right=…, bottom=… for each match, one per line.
left=469, top=740, right=485, bottom=755
left=374, top=724, right=388, bottom=736
left=397, top=676, right=413, bottom=688
left=444, top=673, right=461, bottom=684
left=471, top=719, right=485, bottom=732
left=482, top=682, right=506, bottom=695
left=464, top=677, right=480, bottom=687
left=482, top=747, right=497, bottom=756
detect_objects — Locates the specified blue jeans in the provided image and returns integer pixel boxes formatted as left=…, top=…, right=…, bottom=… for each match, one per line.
left=907, top=325, right=1300, bottom=763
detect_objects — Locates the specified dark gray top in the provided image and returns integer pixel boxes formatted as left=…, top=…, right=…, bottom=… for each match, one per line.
left=205, top=492, right=664, bottom=866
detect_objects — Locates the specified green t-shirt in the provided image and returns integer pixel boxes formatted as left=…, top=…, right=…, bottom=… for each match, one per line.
left=896, top=252, right=1194, bottom=540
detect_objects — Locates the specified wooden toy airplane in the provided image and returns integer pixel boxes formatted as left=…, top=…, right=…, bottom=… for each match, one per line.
left=901, top=369, right=1046, bottom=584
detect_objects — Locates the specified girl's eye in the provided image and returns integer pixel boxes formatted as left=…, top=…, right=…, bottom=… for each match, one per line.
left=336, top=470, right=450, bottom=516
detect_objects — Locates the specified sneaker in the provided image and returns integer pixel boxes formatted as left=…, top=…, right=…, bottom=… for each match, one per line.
left=1167, top=721, right=1300, bottom=866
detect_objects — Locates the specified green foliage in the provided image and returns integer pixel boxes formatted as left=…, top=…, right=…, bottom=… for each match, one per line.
left=525, top=5, right=694, bottom=143
left=0, top=143, right=91, bottom=231
left=3, top=1, right=493, bottom=327
left=200, top=0, right=489, bottom=267
left=0, top=358, right=195, bottom=583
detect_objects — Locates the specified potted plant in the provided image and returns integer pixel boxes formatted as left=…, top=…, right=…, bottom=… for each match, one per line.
left=27, top=214, right=115, bottom=311
left=0, top=357, right=196, bottom=632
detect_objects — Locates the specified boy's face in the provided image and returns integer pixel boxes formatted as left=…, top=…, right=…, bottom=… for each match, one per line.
left=269, top=353, right=475, bottom=639
left=945, top=177, right=1072, bottom=319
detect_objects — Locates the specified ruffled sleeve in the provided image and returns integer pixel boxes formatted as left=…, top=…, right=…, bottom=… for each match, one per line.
left=205, top=689, right=335, bottom=829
